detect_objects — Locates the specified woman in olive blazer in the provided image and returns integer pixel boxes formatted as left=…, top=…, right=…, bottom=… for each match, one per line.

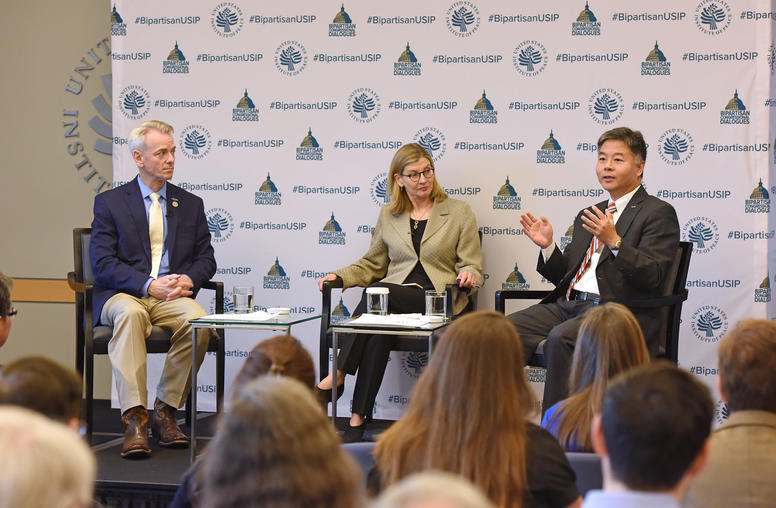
left=317, top=143, right=483, bottom=442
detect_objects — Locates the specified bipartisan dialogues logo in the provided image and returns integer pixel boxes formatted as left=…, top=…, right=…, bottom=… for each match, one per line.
left=347, top=88, right=381, bottom=123
left=263, top=257, right=290, bottom=290
left=178, top=125, right=212, bottom=160
left=642, top=41, right=671, bottom=76
left=446, top=1, right=480, bottom=36
left=118, top=85, right=150, bottom=120
left=657, top=129, right=694, bottom=165
left=502, top=263, right=529, bottom=290
left=755, top=274, right=770, bottom=303
left=330, top=4, right=356, bottom=36
left=571, top=1, right=601, bottom=36
left=206, top=208, right=234, bottom=243
left=319, top=212, right=346, bottom=245
left=370, top=172, right=389, bottom=206
left=111, top=5, right=127, bottom=36
left=162, top=42, right=189, bottom=74
left=560, top=223, right=574, bottom=251
left=588, top=88, right=624, bottom=125
left=695, top=0, right=731, bottom=35
left=745, top=179, right=770, bottom=213
left=331, top=296, right=351, bottom=324
left=233, top=90, right=258, bottom=122
left=255, top=173, right=281, bottom=206
left=413, top=127, right=446, bottom=161
left=720, top=90, right=749, bottom=124
left=274, top=41, right=308, bottom=76
left=470, top=91, right=497, bottom=124
left=210, top=3, right=244, bottom=37
left=690, top=305, right=729, bottom=343
left=493, top=177, right=521, bottom=210
left=297, top=128, right=323, bottom=160
left=512, top=40, right=548, bottom=76
left=536, top=130, right=565, bottom=164
left=395, top=43, right=421, bottom=76
left=682, top=217, right=719, bottom=255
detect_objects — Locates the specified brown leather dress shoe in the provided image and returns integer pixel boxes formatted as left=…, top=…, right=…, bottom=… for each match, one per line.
left=150, top=398, right=188, bottom=448
left=121, top=406, right=151, bottom=458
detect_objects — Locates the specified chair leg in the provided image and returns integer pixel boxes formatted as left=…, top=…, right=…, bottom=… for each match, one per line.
left=185, top=391, right=192, bottom=427
left=85, top=350, right=94, bottom=443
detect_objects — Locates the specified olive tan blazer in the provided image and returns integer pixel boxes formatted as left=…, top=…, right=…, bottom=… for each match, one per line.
left=334, top=198, right=483, bottom=315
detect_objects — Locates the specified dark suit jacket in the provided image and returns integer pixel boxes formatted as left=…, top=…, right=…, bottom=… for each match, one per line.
left=90, top=178, right=216, bottom=324
left=537, top=186, right=679, bottom=354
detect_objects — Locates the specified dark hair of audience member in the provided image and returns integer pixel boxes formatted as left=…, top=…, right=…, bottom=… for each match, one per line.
left=718, top=318, right=776, bottom=413
left=0, top=356, right=82, bottom=425
left=601, top=362, right=713, bottom=491
left=550, top=303, right=649, bottom=451
left=200, top=376, right=364, bottom=508
left=231, top=334, right=316, bottom=394
left=375, top=311, right=537, bottom=508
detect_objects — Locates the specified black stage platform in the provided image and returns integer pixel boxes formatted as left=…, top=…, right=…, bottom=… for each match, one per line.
left=90, top=400, right=392, bottom=507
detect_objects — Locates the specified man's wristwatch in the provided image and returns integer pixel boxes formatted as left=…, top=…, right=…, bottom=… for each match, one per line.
left=612, top=238, right=623, bottom=250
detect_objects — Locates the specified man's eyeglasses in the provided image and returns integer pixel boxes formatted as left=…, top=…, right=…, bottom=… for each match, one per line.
left=5, top=307, right=17, bottom=318
left=401, top=168, right=434, bottom=182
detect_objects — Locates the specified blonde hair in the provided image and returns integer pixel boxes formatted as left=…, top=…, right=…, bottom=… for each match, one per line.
left=387, top=143, right=447, bottom=214
left=375, top=311, right=536, bottom=508
left=128, top=119, right=174, bottom=154
left=0, top=406, right=95, bottom=508
left=201, top=376, right=364, bottom=508
left=371, top=471, right=496, bottom=508
left=551, top=303, right=649, bottom=451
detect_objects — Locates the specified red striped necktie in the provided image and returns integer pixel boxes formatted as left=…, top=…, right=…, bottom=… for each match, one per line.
left=567, top=202, right=616, bottom=299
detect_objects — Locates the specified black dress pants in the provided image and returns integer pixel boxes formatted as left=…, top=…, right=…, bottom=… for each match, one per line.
left=337, top=282, right=426, bottom=417
left=507, top=298, right=596, bottom=413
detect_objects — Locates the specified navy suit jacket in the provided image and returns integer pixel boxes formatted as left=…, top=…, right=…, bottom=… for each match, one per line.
left=90, top=178, right=216, bottom=324
left=537, top=186, right=679, bottom=354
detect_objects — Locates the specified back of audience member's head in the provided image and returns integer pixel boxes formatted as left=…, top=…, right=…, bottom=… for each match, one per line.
left=595, top=362, right=713, bottom=491
left=717, top=318, right=776, bottom=414
left=0, top=272, right=13, bottom=347
left=0, top=406, right=95, bottom=508
left=554, top=303, right=649, bottom=450
left=230, top=334, right=315, bottom=396
left=376, top=311, right=536, bottom=508
left=371, top=472, right=496, bottom=508
left=201, top=376, right=364, bottom=508
left=0, top=356, right=82, bottom=429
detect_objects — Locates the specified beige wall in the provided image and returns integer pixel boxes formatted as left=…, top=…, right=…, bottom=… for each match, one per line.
left=0, top=1, right=113, bottom=396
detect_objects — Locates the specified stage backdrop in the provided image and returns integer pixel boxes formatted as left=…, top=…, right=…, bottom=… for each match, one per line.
left=110, top=0, right=774, bottom=423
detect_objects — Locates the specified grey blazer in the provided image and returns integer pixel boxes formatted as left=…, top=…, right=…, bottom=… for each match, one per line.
left=334, top=198, right=483, bottom=315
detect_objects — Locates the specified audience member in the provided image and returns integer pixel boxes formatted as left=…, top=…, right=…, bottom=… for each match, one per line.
left=0, top=406, right=96, bottom=508
left=0, top=356, right=82, bottom=431
left=374, top=311, right=581, bottom=508
left=541, top=303, right=649, bottom=451
left=371, top=472, right=495, bottom=508
left=199, top=376, right=364, bottom=508
left=684, top=319, right=776, bottom=508
left=584, top=362, right=712, bottom=507
left=171, top=335, right=317, bottom=507
left=0, top=272, right=14, bottom=348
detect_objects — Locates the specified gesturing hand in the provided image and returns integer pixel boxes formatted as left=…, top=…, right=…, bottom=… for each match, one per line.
left=519, top=212, right=554, bottom=249
left=580, top=205, right=620, bottom=248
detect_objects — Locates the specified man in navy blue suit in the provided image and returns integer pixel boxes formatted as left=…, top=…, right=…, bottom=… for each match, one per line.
left=90, top=120, right=215, bottom=458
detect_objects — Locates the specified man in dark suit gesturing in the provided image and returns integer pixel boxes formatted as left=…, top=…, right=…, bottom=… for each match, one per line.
left=90, top=120, right=216, bottom=458
left=510, top=127, right=679, bottom=412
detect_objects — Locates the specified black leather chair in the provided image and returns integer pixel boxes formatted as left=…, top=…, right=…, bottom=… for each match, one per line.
left=67, top=227, right=225, bottom=442
left=495, top=241, right=693, bottom=366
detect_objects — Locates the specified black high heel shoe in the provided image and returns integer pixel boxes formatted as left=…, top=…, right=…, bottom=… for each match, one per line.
left=343, top=421, right=366, bottom=443
left=314, top=383, right=345, bottom=409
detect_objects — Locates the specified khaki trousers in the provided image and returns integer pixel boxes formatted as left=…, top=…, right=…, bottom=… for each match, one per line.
left=101, top=293, right=210, bottom=413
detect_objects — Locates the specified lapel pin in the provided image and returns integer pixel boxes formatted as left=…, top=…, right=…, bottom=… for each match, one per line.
left=171, top=199, right=179, bottom=208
